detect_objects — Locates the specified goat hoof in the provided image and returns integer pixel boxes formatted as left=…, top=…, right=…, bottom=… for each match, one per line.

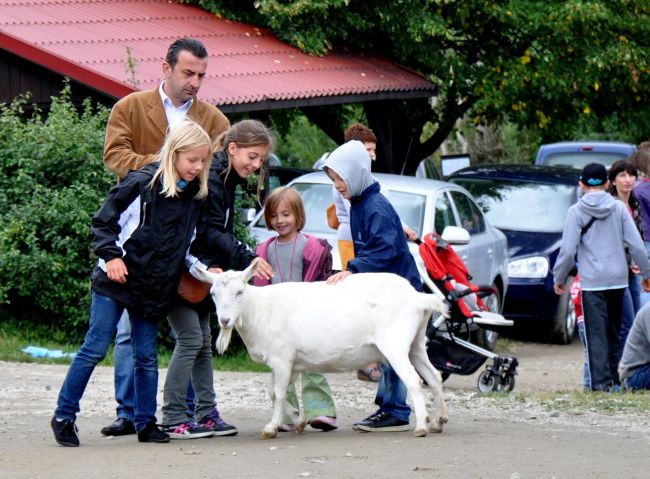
left=260, top=429, right=277, bottom=439
left=429, top=419, right=446, bottom=434
left=414, top=427, right=428, bottom=437
left=296, top=422, right=306, bottom=433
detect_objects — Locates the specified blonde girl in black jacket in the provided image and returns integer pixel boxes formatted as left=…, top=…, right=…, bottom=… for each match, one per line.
left=51, top=120, right=212, bottom=447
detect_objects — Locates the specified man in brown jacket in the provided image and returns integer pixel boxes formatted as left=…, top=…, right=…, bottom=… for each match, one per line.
left=100, top=38, right=231, bottom=438
left=103, top=37, right=229, bottom=179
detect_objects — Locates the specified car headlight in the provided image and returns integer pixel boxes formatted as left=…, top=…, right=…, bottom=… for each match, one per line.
left=508, top=256, right=549, bottom=278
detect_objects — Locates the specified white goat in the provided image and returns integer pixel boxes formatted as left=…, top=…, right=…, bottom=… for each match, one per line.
left=196, top=261, right=449, bottom=439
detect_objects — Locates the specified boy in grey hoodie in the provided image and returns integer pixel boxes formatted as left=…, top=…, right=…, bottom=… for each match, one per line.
left=553, top=163, right=650, bottom=391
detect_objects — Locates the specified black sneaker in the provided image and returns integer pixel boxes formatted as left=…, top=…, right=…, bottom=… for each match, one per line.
left=351, top=411, right=382, bottom=431
left=354, top=411, right=409, bottom=432
left=198, top=409, right=238, bottom=436
left=137, top=422, right=170, bottom=443
left=100, top=417, right=136, bottom=436
left=51, top=416, right=80, bottom=447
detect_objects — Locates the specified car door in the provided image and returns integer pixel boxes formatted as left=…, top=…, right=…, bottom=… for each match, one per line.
left=448, top=190, right=494, bottom=285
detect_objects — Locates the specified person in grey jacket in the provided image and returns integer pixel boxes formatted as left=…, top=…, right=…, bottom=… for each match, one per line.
left=553, top=163, right=650, bottom=391
left=619, top=304, right=650, bottom=390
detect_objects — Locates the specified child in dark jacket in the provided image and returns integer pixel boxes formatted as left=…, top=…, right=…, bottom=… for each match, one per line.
left=324, top=140, right=421, bottom=432
left=254, top=186, right=337, bottom=431
left=553, top=162, right=650, bottom=391
left=51, top=120, right=213, bottom=447
left=162, top=120, right=275, bottom=439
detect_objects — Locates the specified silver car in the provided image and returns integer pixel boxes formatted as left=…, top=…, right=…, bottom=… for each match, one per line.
left=249, top=171, right=509, bottom=347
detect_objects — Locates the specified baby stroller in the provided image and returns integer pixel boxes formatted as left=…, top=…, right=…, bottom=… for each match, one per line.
left=417, top=232, right=519, bottom=393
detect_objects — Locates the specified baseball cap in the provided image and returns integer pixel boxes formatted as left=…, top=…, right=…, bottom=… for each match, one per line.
left=580, top=163, right=608, bottom=187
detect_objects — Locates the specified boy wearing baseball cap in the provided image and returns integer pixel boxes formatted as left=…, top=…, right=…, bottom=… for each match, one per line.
left=553, top=162, right=650, bottom=391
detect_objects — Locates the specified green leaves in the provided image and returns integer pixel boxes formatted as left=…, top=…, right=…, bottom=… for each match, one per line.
left=0, top=84, right=113, bottom=340
left=188, top=0, right=650, bottom=158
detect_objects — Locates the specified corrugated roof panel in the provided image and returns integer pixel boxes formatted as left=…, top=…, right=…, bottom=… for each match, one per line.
left=0, top=0, right=434, bottom=108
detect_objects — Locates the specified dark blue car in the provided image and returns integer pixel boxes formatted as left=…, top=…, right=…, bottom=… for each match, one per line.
left=449, top=164, right=581, bottom=343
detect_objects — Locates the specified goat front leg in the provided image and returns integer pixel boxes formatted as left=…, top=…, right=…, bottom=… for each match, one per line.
left=262, top=365, right=295, bottom=439
left=279, top=372, right=305, bottom=432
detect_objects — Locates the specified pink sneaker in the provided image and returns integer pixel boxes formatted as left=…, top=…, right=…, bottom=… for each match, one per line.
left=309, top=416, right=337, bottom=431
left=278, top=424, right=296, bottom=432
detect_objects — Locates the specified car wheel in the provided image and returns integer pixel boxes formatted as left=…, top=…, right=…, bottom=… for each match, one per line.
left=550, top=276, right=576, bottom=344
left=473, top=284, right=501, bottom=351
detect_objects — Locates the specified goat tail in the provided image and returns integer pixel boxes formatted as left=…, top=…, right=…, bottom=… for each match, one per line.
left=422, top=291, right=449, bottom=319
left=216, top=327, right=233, bottom=355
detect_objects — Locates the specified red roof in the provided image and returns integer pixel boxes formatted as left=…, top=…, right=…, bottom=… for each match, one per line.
left=0, top=0, right=434, bottom=111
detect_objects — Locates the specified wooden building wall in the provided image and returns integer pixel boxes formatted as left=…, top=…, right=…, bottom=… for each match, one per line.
left=0, top=49, right=116, bottom=111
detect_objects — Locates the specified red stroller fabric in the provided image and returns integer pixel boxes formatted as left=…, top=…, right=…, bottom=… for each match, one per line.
left=418, top=232, right=495, bottom=319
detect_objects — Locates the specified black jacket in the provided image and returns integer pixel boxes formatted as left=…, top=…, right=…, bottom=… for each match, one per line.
left=192, top=150, right=260, bottom=270
left=91, top=163, right=204, bottom=319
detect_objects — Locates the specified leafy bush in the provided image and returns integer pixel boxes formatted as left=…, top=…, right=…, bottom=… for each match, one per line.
left=0, top=85, right=113, bottom=342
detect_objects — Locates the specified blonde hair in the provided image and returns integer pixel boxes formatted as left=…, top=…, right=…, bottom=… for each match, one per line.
left=151, top=120, right=212, bottom=199
left=263, top=187, right=306, bottom=232
left=215, top=119, right=275, bottom=202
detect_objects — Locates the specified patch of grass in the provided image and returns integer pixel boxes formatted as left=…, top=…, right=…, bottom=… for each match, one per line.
left=535, top=390, right=650, bottom=415
left=482, top=389, right=650, bottom=415
left=214, top=350, right=270, bottom=372
left=0, top=323, right=268, bottom=372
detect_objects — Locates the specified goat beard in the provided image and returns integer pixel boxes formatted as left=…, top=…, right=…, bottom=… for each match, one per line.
left=216, top=326, right=233, bottom=355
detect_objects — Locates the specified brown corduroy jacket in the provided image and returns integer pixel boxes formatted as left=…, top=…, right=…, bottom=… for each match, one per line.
left=103, top=86, right=229, bottom=179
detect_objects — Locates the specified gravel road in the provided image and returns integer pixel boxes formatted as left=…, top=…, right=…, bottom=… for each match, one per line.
left=1, top=340, right=649, bottom=479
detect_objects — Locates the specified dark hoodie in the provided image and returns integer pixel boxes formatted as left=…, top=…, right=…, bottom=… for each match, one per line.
left=324, top=141, right=422, bottom=291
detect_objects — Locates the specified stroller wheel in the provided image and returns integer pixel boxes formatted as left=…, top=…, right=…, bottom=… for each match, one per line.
left=477, top=370, right=497, bottom=393
left=496, top=374, right=516, bottom=393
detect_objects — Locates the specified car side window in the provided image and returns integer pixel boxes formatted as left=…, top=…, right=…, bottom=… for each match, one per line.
left=434, top=192, right=456, bottom=235
left=450, top=191, right=485, bottom=235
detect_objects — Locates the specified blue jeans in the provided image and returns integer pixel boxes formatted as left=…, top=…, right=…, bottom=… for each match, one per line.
left=620, top=287, right=635, bottom=350
left=624, top=364, right=650, bottom=390
left=578, top=321, right=590, bottom=389
left=640, top=241, right=650, bottom=308
left=374, top=362, right=410, bottom=422
left=114, top=313, right=135, bottom=421
left=55, top=292, right=160, bottom=432
left=115, top=313, right=195, bottom=421
left=629, top=273, right=642, bottom=314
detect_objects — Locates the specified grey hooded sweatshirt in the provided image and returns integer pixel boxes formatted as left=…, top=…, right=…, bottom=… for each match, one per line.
left=323, top=140, right=374, bottom=197
left=618, top=305, right=650, bottom=381
left=553, top=190, right=650, bottom=290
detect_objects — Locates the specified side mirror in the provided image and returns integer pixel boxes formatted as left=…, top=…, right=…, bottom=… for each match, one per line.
left=441, top=226, right=470, bottom=245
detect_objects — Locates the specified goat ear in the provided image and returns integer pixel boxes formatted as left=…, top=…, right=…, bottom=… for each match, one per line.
left=194, top=267, right=218, bottom=285
left=243, top=259, right=260, bottom=283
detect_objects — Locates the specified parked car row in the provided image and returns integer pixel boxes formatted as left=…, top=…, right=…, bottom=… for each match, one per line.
left=448, top=164, right=581, bottom=343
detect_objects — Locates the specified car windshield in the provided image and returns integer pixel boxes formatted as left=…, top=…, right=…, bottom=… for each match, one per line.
left=253, top=182, right=426, bottom=236
left=452, top=178, right=575, bottom=232
left=544, top=152, right=628, bottom=169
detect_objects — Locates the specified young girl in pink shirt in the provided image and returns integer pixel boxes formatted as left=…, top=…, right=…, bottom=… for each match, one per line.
left=254, top=187, right=337, bottom=431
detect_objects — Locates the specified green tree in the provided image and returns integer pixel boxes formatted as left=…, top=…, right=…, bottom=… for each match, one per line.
left=187, top=0, right=650, bottom=171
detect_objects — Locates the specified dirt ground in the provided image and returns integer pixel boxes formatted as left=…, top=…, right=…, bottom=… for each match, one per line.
left=1, top=339, right=649, bottom=479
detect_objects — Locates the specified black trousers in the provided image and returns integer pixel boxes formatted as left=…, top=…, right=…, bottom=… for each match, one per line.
left=582, top=288, right=625, bottom=391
